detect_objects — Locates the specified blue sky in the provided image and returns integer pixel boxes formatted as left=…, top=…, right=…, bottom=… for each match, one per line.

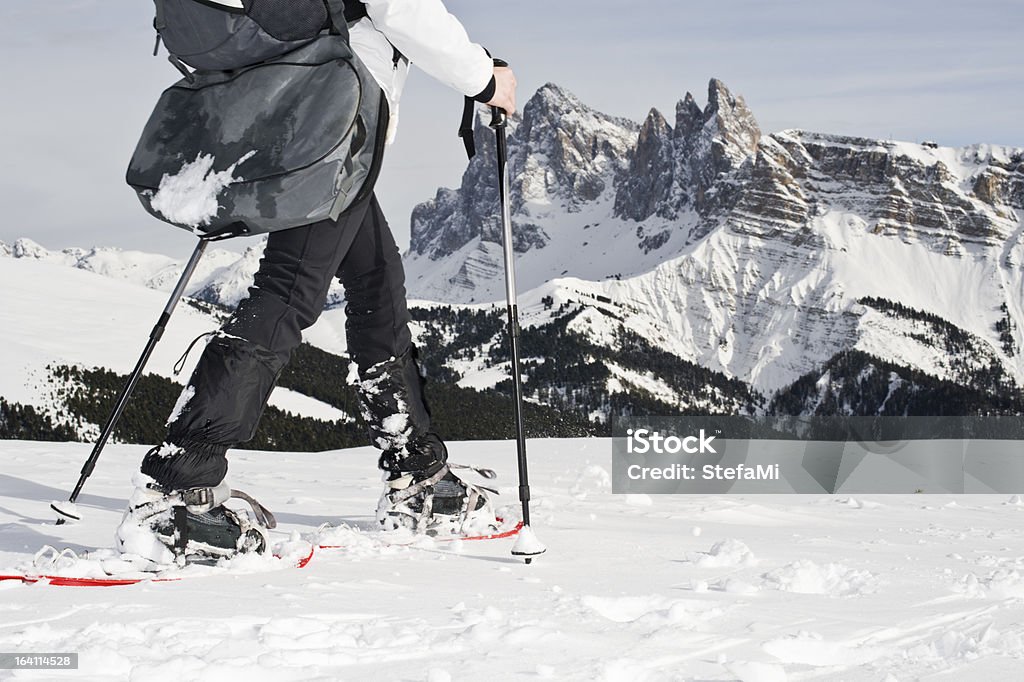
left=1, top=0, right=1021, bottom=258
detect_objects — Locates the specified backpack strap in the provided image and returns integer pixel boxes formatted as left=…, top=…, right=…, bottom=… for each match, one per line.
left=153, top=0, right=166, bottom=55
left=343, top=1, right=368, bottom=23
left=324, top=0, right=364, bottom=34
left=459, top=96, right=476, bottom=160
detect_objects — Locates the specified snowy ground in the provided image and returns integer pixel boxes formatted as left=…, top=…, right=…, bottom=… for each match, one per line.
left=2, top=438, right=1024, bottom=681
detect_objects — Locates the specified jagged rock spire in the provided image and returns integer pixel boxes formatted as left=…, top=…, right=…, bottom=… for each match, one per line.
left=704, top=78, right=761, bottom=177
left=674, top=92, right=703, bottom=141
left=614, top=78, right=762, bottom=222
left=614, top=108, right=675, bottom=221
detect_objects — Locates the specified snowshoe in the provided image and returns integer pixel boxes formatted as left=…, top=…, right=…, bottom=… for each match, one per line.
left=115, top=473, right=275, bottom=566
left=376, top=462, right=498, bottom=536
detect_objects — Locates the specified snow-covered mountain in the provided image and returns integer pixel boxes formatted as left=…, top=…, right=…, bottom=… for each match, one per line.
left=1, top=236, right=299, bottom=311
left=405, top=79, right=1024, bottom=397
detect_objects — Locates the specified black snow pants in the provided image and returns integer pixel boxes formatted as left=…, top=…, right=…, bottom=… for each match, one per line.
left=141, top=194, right=446, bottom=490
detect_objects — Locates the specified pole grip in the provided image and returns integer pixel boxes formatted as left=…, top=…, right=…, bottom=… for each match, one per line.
left=489, top=58, right=509, bottom=128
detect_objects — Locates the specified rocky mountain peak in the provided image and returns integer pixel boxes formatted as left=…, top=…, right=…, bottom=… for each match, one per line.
left=641, top=107, right=671, bottom=137
left=674, top=93, right=704, bottom=140
left=614, top=108, right=675, bottom=222
left=512, top=84, right=638, bottom=208
left=527, top=82, right=585, bottom=116
left=704, top=78, right=761, bottom=167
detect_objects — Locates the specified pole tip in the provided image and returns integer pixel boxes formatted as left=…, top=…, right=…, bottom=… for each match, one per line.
left=511, top=524, right=547, bottom=563
left=51, top=501, right=80, bottom=524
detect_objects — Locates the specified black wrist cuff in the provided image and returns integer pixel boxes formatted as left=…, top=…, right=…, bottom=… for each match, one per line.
left=472, top=76, right=497, bottom=104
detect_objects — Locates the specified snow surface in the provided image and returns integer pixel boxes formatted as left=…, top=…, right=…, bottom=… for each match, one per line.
left=3, top=439, right=1024, bottom=680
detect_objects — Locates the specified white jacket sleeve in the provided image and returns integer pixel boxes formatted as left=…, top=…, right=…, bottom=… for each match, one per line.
left=361, top=0, right=494, bottom=98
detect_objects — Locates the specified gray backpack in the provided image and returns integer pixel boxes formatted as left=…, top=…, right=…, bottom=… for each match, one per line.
left=126, top=0, right=384, bottom=238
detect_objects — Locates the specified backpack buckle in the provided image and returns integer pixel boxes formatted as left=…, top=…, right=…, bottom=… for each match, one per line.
left=167, top=55, right=196, bottom=84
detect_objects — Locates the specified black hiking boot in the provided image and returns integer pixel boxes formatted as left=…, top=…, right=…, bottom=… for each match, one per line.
left=376, top=460, right=498, bottom=536
left=116, top=464, right=275, bottom=566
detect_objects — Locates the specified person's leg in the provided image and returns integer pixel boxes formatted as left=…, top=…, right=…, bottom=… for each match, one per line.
left=336, top=198, right=491, bottom=532
left=336, top=195, right=447, bottom=475
left=140, top=196, right=374, bottom=490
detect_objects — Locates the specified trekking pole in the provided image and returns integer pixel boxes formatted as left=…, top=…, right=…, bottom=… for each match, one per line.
left=488, top=61, right=546, bottom=563
left=52, top=238, right=210, bottom=524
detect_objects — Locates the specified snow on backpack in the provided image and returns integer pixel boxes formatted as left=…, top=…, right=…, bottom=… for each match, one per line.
left=125, top=0, right=384, bottom=238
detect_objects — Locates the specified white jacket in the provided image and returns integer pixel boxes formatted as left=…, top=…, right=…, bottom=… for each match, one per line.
left=348, top=0, right=493, bottom=142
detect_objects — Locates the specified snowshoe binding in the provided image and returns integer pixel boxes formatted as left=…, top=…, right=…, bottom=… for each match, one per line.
left=377, top=463, right=498, bottom=536
left=116, top=473, right=274, bottom=566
